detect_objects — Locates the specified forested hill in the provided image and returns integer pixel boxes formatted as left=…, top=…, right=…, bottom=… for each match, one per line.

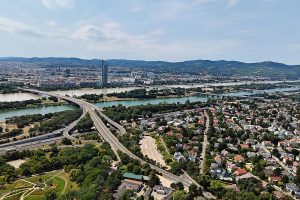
left=1, top=57, right=300, bottom=79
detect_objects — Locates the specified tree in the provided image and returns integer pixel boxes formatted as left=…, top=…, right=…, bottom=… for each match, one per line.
left=119, top=189, right=135, bottom=200
left=291, top=149, right=299, bottom=156
left=271, top=148, right=280, bottom=158
left=99, top=193, right=114, bottom=200
left=224, top=190, right=257, bottom=200
left=188, top=183, right=202, bottom=199
left=209, top=180, right=224, bottom=198
left=273, top=168, right=282, bottom=176
left=59, top=190, right=77, bottom=200
left=294, top=166, right=300, bottom=185
left=197, top=175, right=211, bottom=189
left=77, top=187, right=97, bottom=200
left=148, top=171, right=160, bottom=187
left=61, top=138, right=72, bottom=145
left=102, top=155, right=112, bottom=165
left=237, top=178, right=262, bottom=195
left=173, top=190, right=188, bottom=200
left=282, top=175, right=289, bottom=184
left=45, top=189, right=57, bottom=200
left=76, top=113, right=94, bottom=132
left=19, top=165, right=31, bottom=176
left=70, top=169, right=80, bottom=181
left=170, top=161, right=183, bottom=174
left=119, top=152, right=131, bottom=165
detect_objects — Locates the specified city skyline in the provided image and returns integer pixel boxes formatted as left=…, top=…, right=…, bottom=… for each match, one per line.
left=0, top=0, right=299, bottom=64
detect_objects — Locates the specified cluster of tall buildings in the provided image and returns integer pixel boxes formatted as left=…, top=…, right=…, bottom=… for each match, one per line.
left=36, top=60, right=109, bottom=88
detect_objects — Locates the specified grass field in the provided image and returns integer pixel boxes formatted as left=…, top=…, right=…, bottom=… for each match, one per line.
left=0, top=170, right=78, bottom=200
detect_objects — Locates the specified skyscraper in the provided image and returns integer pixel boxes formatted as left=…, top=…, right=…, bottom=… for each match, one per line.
left=101, top=60, right=108, bottom=87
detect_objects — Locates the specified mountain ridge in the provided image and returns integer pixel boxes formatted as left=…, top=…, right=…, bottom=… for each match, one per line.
left=0, top=57, right=299, bottom=79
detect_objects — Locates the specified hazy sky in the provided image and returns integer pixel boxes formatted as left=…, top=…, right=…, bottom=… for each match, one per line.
left=0, top=0, right=299, bottom=64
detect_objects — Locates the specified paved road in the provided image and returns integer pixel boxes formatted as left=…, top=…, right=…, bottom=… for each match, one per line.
left=2, top=89, right=218, bottom=198
left=20, top=89, right=198, bottom=188
left=0, top=89, right=218, bottom=198
left=0, top=128, right=63, bottom=151
left=62, top=107, right=87, bottom=140
left=261, top=145, right=296, bottom=176
left=0, top=98, right=87, bottom=153
left=0, top=132, right=94, bottom=155
left=200, top=111, right=209, bottom=175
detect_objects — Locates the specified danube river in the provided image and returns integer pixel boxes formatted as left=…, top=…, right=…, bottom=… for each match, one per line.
left=0, top=85, right=299, bottom=121
left=1, top=80, right=299, bottom=103
left=0, top=87, right=138, bottom=102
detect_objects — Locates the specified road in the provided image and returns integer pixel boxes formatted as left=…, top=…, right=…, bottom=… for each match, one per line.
left=62, top=107, right=87, bottom=140
left=18, top=89, right=200, bottom=188
left=261, top=145, right=296, bottom=176
left=0, top=99, right=87, bottom=153
left=0, top=132, right=94, bottom=155
left=2, top=88, right=218, bottom=198
left=200, top=111, right=209, bottom=175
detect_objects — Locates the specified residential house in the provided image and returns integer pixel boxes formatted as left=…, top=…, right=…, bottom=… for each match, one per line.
left=247, top=152, right=257, bottom=158
left=268, top=176, right=281, bottom=183
left=240, top=144, right=249, bottom=149
left=286, top=183, right=300, bottom=198
left=234, top=155, right=245, bottom=163
left=152, top=185, right=174, bottom=200
left=234, top=168, right=247, bottom=176
left=114, top=179, right=143, bottom=199
left=227, top=162, right=237, bottom=173
left=173, top=152, right=186, bottom=162
left=245, top=163, right=254, bottom=171
left=262, top=141, right=274, bottom=147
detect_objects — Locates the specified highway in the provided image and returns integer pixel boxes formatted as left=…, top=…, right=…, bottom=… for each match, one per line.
left=0, top=97, right=87, bottom=153
left=2, top=89, right=217, bottom=198
left=19, top=89, right=198, bottom=188
left=0, top=132, right=92, bottom=155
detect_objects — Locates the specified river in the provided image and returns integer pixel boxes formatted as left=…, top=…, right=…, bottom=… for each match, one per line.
left=0, top=85, right=299, bottom=121
left=1, top=80, right=299, bottom=103
left=0, top=105, right=77, bottom=121
left=0, top=87, right=139, bottom=103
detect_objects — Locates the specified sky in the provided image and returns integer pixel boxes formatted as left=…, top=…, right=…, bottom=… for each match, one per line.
left=0, top=0, right=299, bottom=64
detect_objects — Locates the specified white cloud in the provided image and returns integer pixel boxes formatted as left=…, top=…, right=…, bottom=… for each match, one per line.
left=72, top=21, right=161, bottom=50
left=0, top=16, right=45, bottom=37
left=71, top=20, right=240, bottom=61
left=150, top=0, right=214, bottom=20
left=0, top=15, right=241, bottom=61
left=46, top=20, right=57, bottom=26
left=228, top=0, right=240, bottom=7
left=41, top=0, right=73, bottom=10
left=0, top=16, right=68, bottom=41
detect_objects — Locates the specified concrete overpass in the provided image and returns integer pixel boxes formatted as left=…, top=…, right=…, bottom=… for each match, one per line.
left=19, top=89, right=199, bottom=187
left=3, top=88, right=217, bottom=198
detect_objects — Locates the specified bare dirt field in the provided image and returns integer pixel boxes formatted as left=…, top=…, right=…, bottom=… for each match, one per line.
left=7, top=159, right=26, bottom=168
left=140, top=136, right=167, bottom=167
left=157, top=175, right=173, bottom=188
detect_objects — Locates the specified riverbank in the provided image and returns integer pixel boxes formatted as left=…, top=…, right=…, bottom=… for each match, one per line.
left=0, top=105, right=77, bottom=121
left=1, top=80, right=299, bottom=103
left=1, top=85, right=299, bottom=121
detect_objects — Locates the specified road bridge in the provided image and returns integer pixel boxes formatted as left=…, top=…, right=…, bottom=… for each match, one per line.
left=3, top=89, right=218, bottom=198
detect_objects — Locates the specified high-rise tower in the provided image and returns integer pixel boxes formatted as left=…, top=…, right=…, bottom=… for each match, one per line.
left=101, top=60, right=108, bottom=87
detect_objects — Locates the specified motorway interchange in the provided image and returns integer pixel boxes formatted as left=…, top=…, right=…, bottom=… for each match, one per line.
left=1, top=89, right=216, bottom=199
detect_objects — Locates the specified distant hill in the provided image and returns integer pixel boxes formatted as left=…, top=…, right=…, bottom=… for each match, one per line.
left=1, top=57, right=299, bottom=79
